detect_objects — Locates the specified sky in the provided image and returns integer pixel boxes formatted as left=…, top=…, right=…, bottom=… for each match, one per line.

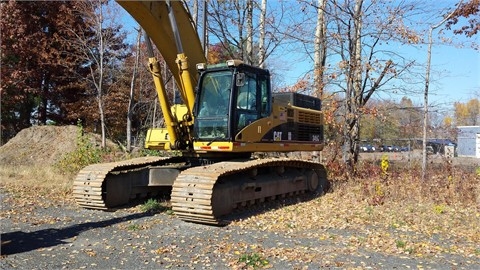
left=428, top=44, right=479, bottom=104
left=117, top=1, right=480, bottom=111
left=276, top=29, right=479, bottom=109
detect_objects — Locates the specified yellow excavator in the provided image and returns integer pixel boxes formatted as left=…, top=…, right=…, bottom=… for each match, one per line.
left=73, top=0, right=328, bottom=225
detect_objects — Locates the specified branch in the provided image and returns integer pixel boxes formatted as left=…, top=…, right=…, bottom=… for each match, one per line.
left=362, top=59, right=392, bottom=106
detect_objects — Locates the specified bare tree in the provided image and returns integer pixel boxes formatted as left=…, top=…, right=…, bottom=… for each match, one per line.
left=326, top=0, right=423, bottom=175
left=127, top=28, right=142, bottom=151
left=246, top=0, right=254, bottom=65
left=192, top=0, right=199, bottom=28
left=313, top=0, right=327, bottom=98
left=311, top=0, right=328, bottom=162
left=422, top=4, right=461, bottom=180
left=258, top=0, right=267, bottom=68
left=67, top=0, right=127, bottom=148
left=188, top=0, right=208, bottom=58
left=206, top=0, right=292, bottom=66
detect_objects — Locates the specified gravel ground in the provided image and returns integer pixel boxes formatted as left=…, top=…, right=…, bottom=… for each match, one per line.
left=1, top=126, right=478, bottom=269
left=1, top=191, right=479, bottom=270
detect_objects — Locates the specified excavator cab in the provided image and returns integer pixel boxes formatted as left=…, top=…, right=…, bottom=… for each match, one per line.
left=194, top=60, right=271, bottom=142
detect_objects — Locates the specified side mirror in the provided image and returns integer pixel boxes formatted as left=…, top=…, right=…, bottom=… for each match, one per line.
left=236, top=73, right=245, bottom=87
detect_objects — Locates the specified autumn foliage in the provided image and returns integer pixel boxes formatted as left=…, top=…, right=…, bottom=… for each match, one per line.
left=0, top=1, right=157, bottom=145
left=446, top=0, right=480, bottom=37
left=454, top=98, right=480, bottom=126
left=1, top=1, right=90, bottom=138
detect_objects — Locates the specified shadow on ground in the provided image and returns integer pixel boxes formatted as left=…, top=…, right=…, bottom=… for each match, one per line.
left=1, top=212, right=154, bottom=256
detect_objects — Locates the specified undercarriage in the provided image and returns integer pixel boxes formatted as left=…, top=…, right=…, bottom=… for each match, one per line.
left=74, top=156, right=328, bottom=225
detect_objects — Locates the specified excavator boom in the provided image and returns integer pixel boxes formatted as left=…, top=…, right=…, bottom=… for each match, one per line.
left=117, top=1, right=206, bottom=88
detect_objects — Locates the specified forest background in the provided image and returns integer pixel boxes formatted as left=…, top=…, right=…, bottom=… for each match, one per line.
left=1, top=0, right=479, bottom=172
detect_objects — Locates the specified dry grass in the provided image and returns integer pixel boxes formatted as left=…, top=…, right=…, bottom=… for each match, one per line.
left=235, top=161, right=480, bottom=258
left=1, top=155, right=478, bottom=265
left=0, top=165, right=75, bottom=206
left=355, top=159, right=479, bottom=206
left=1, top=158, right=479, bottom=260
left=1, top=158, right=477, bottom=209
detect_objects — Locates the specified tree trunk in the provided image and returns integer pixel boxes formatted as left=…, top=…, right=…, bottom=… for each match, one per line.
left=351, top=0, right=363, bottom=170
left=341, top=0, right=363, bottom=176
left=97, top=94, right=106, bottom=148
left=192, top=0, right=199, bottom=29
left=246, top=0, right=253, bottom=65
left=422, top=28, right=431, bottom=181
left=313, top=0, right=327, bottom=162
left=97, top=2, right=106, bottom=149
left=202, top=0, right=208, bottom=58
left=258, top=0, right=267, bottom=68
left=313, top=0, right=326, bottom=97
left=422, top=6, right=459, bottom=180
left=40, top=73, right=50, bottom=124
left=127, top=28, right=142, bottom=151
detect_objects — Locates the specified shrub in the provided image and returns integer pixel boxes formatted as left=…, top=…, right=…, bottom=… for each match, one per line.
left=127, top=224, right=141, bottom=231
left=395, top=239, right=406, bottom=249
left=238, top=252, right=269, bottom=268
left=55, top=121, right=102, bottom=174
left=380, top=154, right=389, bottom=176
left=140, top=198, right=165, bottom=213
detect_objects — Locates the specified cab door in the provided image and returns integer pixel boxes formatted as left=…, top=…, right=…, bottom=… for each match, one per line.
left=234, top=71, right=270, bottom=136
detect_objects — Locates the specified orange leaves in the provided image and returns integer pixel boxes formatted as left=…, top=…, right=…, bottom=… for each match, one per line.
left=359, top=106, right=379, bottom=117
left=446, top=0, right=480, bottom=37
left=338, top=60, right=349, bottom=70
left=232, top=161, right=479, bottom=260
left=207, top=42, right=232, bottom=64
left=278, top=77, right=311, bottom=93
left=1, top=157, right=479, bottom=268
left=321, top=93, right=341, bottom=125
left=395, top=25, right=422, bottom=44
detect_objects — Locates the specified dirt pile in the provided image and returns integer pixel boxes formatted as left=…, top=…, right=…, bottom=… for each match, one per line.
left=0, top=125, right=117, bottom=166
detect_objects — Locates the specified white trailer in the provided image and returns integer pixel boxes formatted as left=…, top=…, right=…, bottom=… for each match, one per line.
left=457, top=126, right=480, bottom=158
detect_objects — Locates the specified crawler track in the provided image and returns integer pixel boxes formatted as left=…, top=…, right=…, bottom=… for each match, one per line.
left=74, top=156, right=327, bottom=226
left=73, top=156, right=174, bottom=209
left=171, top=158, right=327, bottom=225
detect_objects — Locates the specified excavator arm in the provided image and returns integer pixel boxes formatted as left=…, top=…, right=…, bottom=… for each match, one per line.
left=117, top=0, right=206, bottom=150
